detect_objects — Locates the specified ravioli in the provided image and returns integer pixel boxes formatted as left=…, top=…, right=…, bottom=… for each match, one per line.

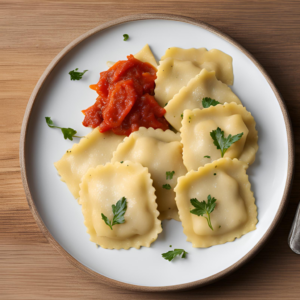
left=54, top=129, right=125, bottom=200
left=154, top=58, right=201, bottom=107
left=181, top=103, right=258, bottom=171
left=165, top=69, right=241, bottom=131
left=175, top=158, right=257, bottom=248
left=106, top=44, right=158, bottom=69
left=111, top=127, right=187, bottom=221
left=134, top=44, right=158, bottom=68
left=161, top=47, right=233, bottom=85
left=80, top=161, right=162, bottom=249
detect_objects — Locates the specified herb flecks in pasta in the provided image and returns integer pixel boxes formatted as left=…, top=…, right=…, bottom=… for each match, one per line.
left=162, top=249, right=187, bottom=261
left=45, top=117, right=83, bottom=141
left=162, top=184, right=171, bottom=190
left=101, top=197, right=127, bottom=230
left=190, top=195, right=217, bottom=230
left=123, top=34, right=129, bottom=41
left=210, top=127, right=243, bottom=157
left=166, top=171, right=175, bottom=180
left=202, top=97, right=220, bottom=108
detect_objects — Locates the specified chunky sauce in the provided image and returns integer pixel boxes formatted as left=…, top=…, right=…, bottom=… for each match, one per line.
left=82, top=55, right=169, bottom=136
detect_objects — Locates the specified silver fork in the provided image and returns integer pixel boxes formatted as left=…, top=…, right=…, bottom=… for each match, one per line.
left=289, top=202, right=300, bottom=254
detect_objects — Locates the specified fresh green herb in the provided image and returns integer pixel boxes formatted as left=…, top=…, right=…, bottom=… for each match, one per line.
left=202, top=97, right=221, bottom=108
left=101, top=197, right=127, bottom=230
left=123, top=34, right=129, bottom=41
left=204, top=155, right=210, bottom=158
left=162, top=249, right=187, bottom=261
left=164, top=103, right=168, bottom=107
left=162, top=184, right=171, bottom=190
left=45, top=117, right=83, bottom=141
left=69, top=68, right=88, bottom=80
left=190, top=195, right=217, bottom=230
left=181, top=113, right=183, bottom=119
left=166, top=171, right=175, bottom=180
left=120, top=161, right=124, bottom=164
left=169, top=245, right=172, bottom=247
left=210, top=127, right=243, bottom=157
left=214, top=173, right=216, bottom=175
left=219, top=225, right=221, bottom=228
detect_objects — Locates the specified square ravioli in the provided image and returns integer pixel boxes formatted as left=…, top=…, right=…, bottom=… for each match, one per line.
left=165, top=69, right=241, bottom=131
left=54, top=128, right=125, bottom=200
left=161, top=47, right=233, bottom=85
left=80, top=161, right=162, bottom=249
left=181, top=103, right=258, bottom=171
left=175, top=158, right=257, bottom=248
left=111, top=127, right=187, bottom=221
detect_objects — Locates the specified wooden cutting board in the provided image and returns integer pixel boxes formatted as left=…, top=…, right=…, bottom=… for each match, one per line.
left=1, top=0, right=300, bottom=299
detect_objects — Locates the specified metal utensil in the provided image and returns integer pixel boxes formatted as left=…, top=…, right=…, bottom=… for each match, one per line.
left=288, top=202, right=300, bottom=254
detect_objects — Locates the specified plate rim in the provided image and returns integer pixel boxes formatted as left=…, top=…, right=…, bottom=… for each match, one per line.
left=19, top=13, right=294, bottom=292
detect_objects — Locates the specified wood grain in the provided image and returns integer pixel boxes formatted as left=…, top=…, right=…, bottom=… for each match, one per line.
left=1, top=0, right=300, bottom=298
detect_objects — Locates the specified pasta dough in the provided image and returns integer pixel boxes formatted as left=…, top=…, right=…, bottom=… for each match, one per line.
left=161, top=47, right=233, bottom=85
left=54, top=129, right=125, bottom=200
left=165, top=69, right=241, bottom=131
left=134, top=44, right=158, bottom=68
left=111, top=127, right=187, bottom=221
left=181, top=103, right=258, bottom=171
left=80, top=161, right=162, bottom=249
left=106, top=44, right=157, bottom=68
left=175, top=158, right=257, bottom=247
left=154, top=58, right=202, bottom=107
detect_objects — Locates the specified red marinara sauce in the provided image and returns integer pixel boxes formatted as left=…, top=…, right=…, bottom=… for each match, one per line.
left=82, top=55, right=169, bottom=136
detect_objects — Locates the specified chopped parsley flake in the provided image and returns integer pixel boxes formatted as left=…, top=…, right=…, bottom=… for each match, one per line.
left=45, top=117, right=83, bottom=141
left=210, top=127, right=243, bottom=157
left=69, top=68, right=88, bottom=80
left=202, top=97, right=221, bottom=108
left=162, top=184, right=171, bottom=190
left=101, top=197, right=127, bottom=230
left=166, top=171, right=175, bottom=180
left=162, top=249, right=187, bottom=261
left=190, top=195, right=217, bottom=230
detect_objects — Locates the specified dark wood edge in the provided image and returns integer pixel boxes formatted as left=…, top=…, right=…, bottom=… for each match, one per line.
left=19, top=13, right=295, bottom=292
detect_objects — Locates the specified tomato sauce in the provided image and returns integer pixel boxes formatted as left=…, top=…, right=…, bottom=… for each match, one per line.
left=82, top=55, right=169, bottom=136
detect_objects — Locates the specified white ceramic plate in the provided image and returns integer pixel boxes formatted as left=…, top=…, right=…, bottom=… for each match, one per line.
left=20, top=14, right=293, bottom=291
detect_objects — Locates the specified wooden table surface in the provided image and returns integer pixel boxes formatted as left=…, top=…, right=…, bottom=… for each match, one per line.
left=1, top=0, right=300, bottom=299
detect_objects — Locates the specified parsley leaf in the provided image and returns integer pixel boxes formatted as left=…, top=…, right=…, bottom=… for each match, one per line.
left=162, top=249, right=187, bottom=261
left=166, top=171, right=175, bottom=180
left=69, top=68, right=88, bottom=80
left=190, top=195, right=217, bottom=230
left=45, top=117, right=83, bottom=141
left=204, top=155, right=210, bottom=158
left=101, top=197, right=127, bottom=230
left=123, top=34, right=129, bottom=41
left=101, top=214, right=113, bottom=230
left=162, top=184, right=171, bottom=190
left=210, top=127, right=243, bottom=157
left=181, top=113, right=183, bottom=119
left=202, top=97, right=221, bottom=108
